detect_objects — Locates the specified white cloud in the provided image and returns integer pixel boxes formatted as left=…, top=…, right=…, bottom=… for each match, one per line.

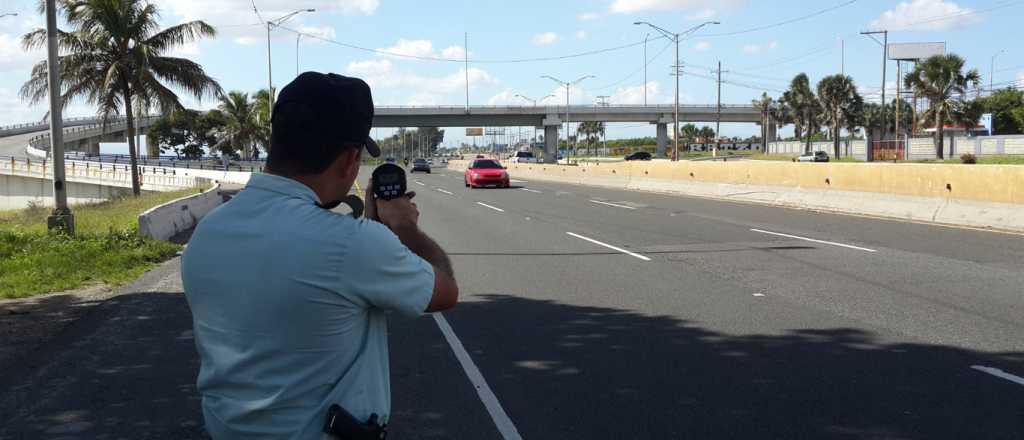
left=441, top=45, right=470, bottom=60
left=345, top=58, right=499, bottom=105
left=532, top=32, right=560, bottom=45
left=168, top=42, right=201, bottom=57
left=487, top=90, right=519, bottom=106
left=578, top=12, right=601, bottom=21
left=610, top=81, right=661, bottom=105
left=0, top=33, right=41, bottom=73
left=694, top=41, right=711, bottom=52
left=742, top=40, right=778, bottom=54
left=609, top=0, right=743, bottom=14
left=575, top=30, right=587, bottom=40
left=153, top=0, right=375, bottom=46
left=869, top=0, right=979, bottom=31
left=688, top=8, right=717, bottom=20
left=378, top=39, right=435, bottom=58
left=296, top=25, right=337, bottom=42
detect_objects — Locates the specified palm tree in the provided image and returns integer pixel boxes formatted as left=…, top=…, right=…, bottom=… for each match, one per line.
left=20, top=0, right=222, bottom=196
left=253, top=88, right=272, bottom=155
left=752, top=93, right=774, bottom=152
left=781, top=73, right=821, bottom=153
left=816, top=74, right=864, bottom=159
left=577, top=121, right=605, bottom=157
left=677, top=123, right=697, bottom=153
left=904, top=54, right=981, bottom=159
left=213, top=91, right=259, bottom=160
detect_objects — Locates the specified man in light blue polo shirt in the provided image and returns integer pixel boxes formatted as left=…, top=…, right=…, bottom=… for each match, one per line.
left=182, top=72, right=459, bottom=439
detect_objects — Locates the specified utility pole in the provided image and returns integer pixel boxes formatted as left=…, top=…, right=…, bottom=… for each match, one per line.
left=991, top=49, right=1006, bottom=94
left=636, top=20, right=719, bottom=161
left=44, top=0, right=73, bottom=233
left=643, top=33, right=649, bottom=106
left=841, top=37, right=845, bottom=75
left=714, top=61, right=724, bottom=157
left=296, top=34, right=301, bottom=76
left=861, top=30, right=888, bottom=141
left=465, top=33, right=470, bottom=111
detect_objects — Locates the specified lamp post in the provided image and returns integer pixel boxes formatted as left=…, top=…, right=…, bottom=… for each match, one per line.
left=266, top=8, right=315, bottom=133
left=0, top=12, right=18, bottom=18
left=516, top=94, right=554, bottom=147
left=43, top=0, right=72, bottom=233
left=635, top=20, right=719, bottom=161
left=542, top=75, right=595, bottom=163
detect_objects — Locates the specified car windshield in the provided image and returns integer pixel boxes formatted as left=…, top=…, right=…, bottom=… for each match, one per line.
left=471, top=160, right=503, bottom=169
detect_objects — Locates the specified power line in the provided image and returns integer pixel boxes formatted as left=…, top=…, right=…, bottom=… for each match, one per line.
left=697, top=0, right=859, bottom=37
left=591, top=40, right=673, bottom=91
left=275, top=24, right=668, bottom=64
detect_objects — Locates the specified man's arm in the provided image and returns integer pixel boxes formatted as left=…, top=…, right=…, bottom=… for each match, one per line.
left=390, top=224, right=458, bottom=312
left=365, top=181, right=459, bottom=312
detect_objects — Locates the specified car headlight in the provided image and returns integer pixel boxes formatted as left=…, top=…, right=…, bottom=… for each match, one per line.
left=472, top=172, right=481, bottom=178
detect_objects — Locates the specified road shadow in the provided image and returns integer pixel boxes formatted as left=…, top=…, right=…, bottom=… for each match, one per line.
left=442, top=294, right=1024, bottom=440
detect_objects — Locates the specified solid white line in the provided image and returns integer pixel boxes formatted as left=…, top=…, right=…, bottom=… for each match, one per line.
left=510, top=179, right=528, bottom=183
left=590, top=199, right=637, bottom=210
left=414, top=181, right=425, bottom=186
left=971, top=365, right=1024, bottom=387
left=520, top=188, right=542, bottom=194
left=749, top=228, right=877, bottom=253
left=476, top=201, right=505, bottom=212
left=566, top=232, right=651, bottom=261
left=436, top=188, right=454, bottom=195
left=433, top=313, right=523, bottom=440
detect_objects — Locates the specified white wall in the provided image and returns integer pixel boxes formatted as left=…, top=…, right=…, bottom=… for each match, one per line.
left=0, top=173, right=134, bottom=211
left=138, top=183, right=224, bottom=241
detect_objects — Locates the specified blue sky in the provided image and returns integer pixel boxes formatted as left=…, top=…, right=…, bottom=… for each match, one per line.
left=1, top=0, right=1022, bottom=150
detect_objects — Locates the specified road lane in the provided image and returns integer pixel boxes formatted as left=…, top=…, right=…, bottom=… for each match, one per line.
left=399, top=166, right=1024, bottom=439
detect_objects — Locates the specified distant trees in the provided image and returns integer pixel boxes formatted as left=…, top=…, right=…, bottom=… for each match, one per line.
left=212, top=91, right=262, bottom=160
left=904, top=54, right=981, bottom=159
left=577, top=121, right=605, bottom=156
left=976, top=88, right=1024, bottom=134
left=146, top=110, right=221, bottom=159
left=781, top=73, right=822, bottom=153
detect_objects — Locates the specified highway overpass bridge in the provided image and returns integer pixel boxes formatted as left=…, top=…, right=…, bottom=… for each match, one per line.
left=2, top=104, right=762, bottom=161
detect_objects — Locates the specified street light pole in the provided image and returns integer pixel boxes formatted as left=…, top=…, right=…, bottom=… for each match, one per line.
left=635, top=21, right=719, bottom=161
left=643, top=33, right=649, bottom=107
left=0, top=12, right=18, bottom=18
left=43, top=0, right=72, bottom=233
left=516, top=94, right=554, bottom=147
left=861, top=30, right=888, bottom=141
left=542, top=75, right=595, bottom=163
left=265, top=8, right=315, bottom=136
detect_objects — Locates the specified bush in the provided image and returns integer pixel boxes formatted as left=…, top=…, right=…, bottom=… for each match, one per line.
left=960, top=153, right=977, bottom=164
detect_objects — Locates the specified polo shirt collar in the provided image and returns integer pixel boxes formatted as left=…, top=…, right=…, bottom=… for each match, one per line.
left=246, top=173, right=322, bottom=204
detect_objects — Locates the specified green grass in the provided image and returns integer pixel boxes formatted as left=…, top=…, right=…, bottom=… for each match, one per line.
left=910, top=155, right=1024, bottom=165
left=0, top=189, right=200, bottom=299
left=745, top=153, right=798, bottom=161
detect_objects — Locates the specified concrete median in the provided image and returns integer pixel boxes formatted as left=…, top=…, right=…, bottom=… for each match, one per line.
left=138, top=183, right=224, bottom=241
left=448, top=159, right=1024, bottom=232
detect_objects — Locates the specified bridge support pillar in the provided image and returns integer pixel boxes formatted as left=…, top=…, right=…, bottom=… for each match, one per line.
left=655, top=123, right=668, bottom=158
left=542, top=116, right=561, bottom=164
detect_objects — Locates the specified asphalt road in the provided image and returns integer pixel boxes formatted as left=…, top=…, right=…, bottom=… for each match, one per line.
left=1, top=165, right=1021, bottom=439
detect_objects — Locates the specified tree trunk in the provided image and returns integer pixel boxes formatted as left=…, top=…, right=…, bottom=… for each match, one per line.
left=834, top=119, right=841, bottom=159
left=124, top=89, right=141, bottom=196
left=935, top=111, right=944, bottom=160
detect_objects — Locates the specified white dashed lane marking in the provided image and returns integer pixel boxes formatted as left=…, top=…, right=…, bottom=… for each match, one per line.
left=566, top=232, right=651, bottom=261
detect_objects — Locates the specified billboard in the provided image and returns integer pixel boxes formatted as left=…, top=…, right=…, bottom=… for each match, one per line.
left=465, top=128, right=483, bottom=136
left=888, top=42, right=945, bottom=61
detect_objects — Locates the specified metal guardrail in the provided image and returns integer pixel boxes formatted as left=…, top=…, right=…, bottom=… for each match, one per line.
left=65, top=152, right=266, bottom=172
left=0, top=154, right=211, bottom=190
left=27, top=116, right=162, bottom=149
left=0, top=116, right=108, bottom=132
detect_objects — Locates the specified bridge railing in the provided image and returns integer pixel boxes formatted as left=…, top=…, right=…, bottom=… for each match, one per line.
left=374, top=104, right=753, bottom=109
left=65, top=152, right=266, bottom=172
left=27, top=115, right=161, bottom=150
left=0, top=116, right=110, bottom=136
left=0, top=154, right=211, bottom=191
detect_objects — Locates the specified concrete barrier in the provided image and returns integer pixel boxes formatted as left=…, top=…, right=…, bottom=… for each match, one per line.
left=138, top=183, right=224, bottom=241
left=448, top=159, right=1024, bottom=232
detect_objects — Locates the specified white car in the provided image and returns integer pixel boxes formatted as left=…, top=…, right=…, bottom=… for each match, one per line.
left=794, top=151, right=830, bottom=162
left=509, top=151, right=539, bottom=163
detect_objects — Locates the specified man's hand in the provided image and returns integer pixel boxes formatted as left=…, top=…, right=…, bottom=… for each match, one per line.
left=364, top=177, right=418, bottom=230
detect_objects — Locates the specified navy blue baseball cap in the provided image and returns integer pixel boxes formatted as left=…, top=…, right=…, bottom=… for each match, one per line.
left=272, top=72, right=380, bottom=157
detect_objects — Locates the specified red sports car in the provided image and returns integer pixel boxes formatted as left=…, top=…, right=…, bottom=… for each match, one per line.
left=464, top=159, right=510, bottom=188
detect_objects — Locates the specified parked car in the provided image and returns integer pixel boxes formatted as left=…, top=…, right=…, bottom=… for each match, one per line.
left=624, top=151, right=652, bottom=161
left=411, top=158, right=431, bottom=173
left=509, top=151, right=539, bottom=163
left=794, top=151, right=830, bottom=162
left=384, top=157, right=396, bottom=164
left=464, top=159, right=510, bottom=188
